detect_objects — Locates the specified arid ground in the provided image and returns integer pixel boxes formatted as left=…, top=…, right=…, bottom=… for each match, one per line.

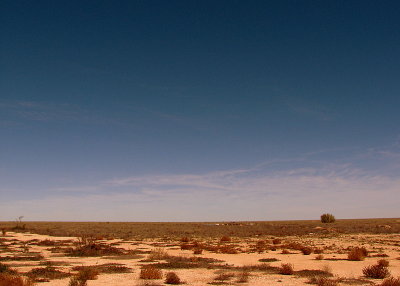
left=0, top=219, right=399, bottom=285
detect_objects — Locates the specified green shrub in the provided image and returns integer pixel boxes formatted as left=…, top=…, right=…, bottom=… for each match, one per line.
left=320, top=214, right=336, bottom=223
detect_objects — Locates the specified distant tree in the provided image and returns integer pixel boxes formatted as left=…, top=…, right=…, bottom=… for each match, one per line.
left=320, top=213, right=336, bottom=223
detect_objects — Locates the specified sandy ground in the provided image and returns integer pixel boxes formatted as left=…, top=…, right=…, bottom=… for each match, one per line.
left=1, top=231, right=399, bottom=285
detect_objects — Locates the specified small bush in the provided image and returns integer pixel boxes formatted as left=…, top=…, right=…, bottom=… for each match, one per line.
left=69, top=276, right=87, bottom=286
left=193, top=248, right=202, bottom=255
left=381, top=277, right=400, bottom=286
left=214, top=271, right=235, bottom=282
left=0, top=263, right=10, bottom=273
left=180, top=237, right=190, bottom=243
left=363, top=264, right=390, bottom=279
left=316, top=277, right=338, bottom=286
left=348, top=247, right=368, bottom=261
left=272, top=238, right=282, bottom=245
left=27, top=266, right=70, bottom=280
left=220, top=236, right=231, bottom=242
left=320, top=214, right=336, bottom=223
left=165, top=272, right=180, bottom=284
left=180, top=244, right=192, bottom=250
left=140, top=265, right=162, bottom=279
left=301, top=247, right=313, bottom=255
left=0, top=273, right=34, bottom=286
left=236, top=270, right=250, bottom=283
left=148, top=248, right=170, bottom=260
left=315, top=254, right=324, bottom=260
left=76, top=267, right=98, bottom=281
left=279, top=263, right=294, bottom=275
left=378, top=259, right=390, bottom=267
left=281, top=249, right=290, bottom=254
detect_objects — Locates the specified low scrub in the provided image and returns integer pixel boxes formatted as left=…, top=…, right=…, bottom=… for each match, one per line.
left=348, top=247, right=368, bottom=261
left=27, top=266, right=70, bottom=280
left=363, top=264, right=390, bottom=279
left=236, top=270, right=250, bottom=283
left=0, top=273, right=34, bottom=286
left=279, top=263, right=294, bottom=275
left=66, top=237, right=125, bottom=257
left=148, top=248, right=170, bottom=260
left=381, top=277, right=400, bottom=286
left=140, top=265, right=162, bottom=279
left=72, top=264, right=131, bottom=274
left=301, top=247, right=313, bottom=255
left=165, top=272, right=181, bottom=284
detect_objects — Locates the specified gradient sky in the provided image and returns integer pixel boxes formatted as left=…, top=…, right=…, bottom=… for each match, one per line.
left=1, top=1, right=399, bottom=221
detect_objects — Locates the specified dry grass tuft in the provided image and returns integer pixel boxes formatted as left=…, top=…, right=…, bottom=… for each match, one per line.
left=220, top=236, right=231, bottom=242
left=380, top=277, right=400, bottom=286
left=272, top=238, right=282, bottom=245
left=165, top=272, right=181, bottom=284
left=66, top=236, right=125, bottom=257
left=193, top=248, right=203, bottom=255
left=316, top=277, right=338, bottom=286
left=363, top=264, right=390, bottom=279
left=348, top=247, right=368, bottom=261
left=279, top=263, right=294, bottom=275
left=140, top=265, right=162, bottom=279
left=27, top=266, right=71, bottom=280
left=148, top=248, right=170, bottom=260
left=236, top=270, right=250, bottom=283
left=378, top=259, right=390, bottom=267
left=213, top=271, right=235, bottom=283
left=0, top=273, right=34, bottom=286
left=301, top=247, right=313, bottom=255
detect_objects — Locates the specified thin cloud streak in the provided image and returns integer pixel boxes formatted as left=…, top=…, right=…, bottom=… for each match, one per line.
left=2, top=161, right=399, bottom=221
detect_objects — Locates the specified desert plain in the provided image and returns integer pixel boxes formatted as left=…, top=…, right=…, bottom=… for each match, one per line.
left=0, top=219, right=399, bottom=286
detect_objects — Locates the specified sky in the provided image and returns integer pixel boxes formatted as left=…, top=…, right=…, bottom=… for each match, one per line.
left=1, top=1, right=399, bottom=221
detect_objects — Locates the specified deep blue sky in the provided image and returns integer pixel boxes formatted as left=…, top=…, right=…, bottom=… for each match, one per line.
left=1, top=1, right=399, bottom=221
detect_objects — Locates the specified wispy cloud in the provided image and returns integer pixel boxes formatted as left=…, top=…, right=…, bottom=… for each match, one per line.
left=281, top=95, right=335, bottom=121
left=2, top=155, right=398, bottom=221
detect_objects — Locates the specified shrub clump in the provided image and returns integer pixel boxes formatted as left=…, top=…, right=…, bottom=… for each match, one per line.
left=301, top=247, right=313, bottom=255
left=320, top=214, right=336, bottom=223
left=236, top=270, right=250, bottom=283
left=363, top=264, right=390, bottom=279
left=381, top=277, right=400, bottom=286
left=0, top=273, right=34, bottom=286
left=27, top=266, right=71, bottom=280
left=140, top=265, right=162, bottom=279
left=165, top=272, right=181, bottom=284
left=220, top=236, right=231, bottom=242
left=348, top=247, right=368, bottom=261
left=279, top=263, right=294, bottom=275
left=316, top=277, right=338, bottom=286
left=378, top=259, right=390, bottom=267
